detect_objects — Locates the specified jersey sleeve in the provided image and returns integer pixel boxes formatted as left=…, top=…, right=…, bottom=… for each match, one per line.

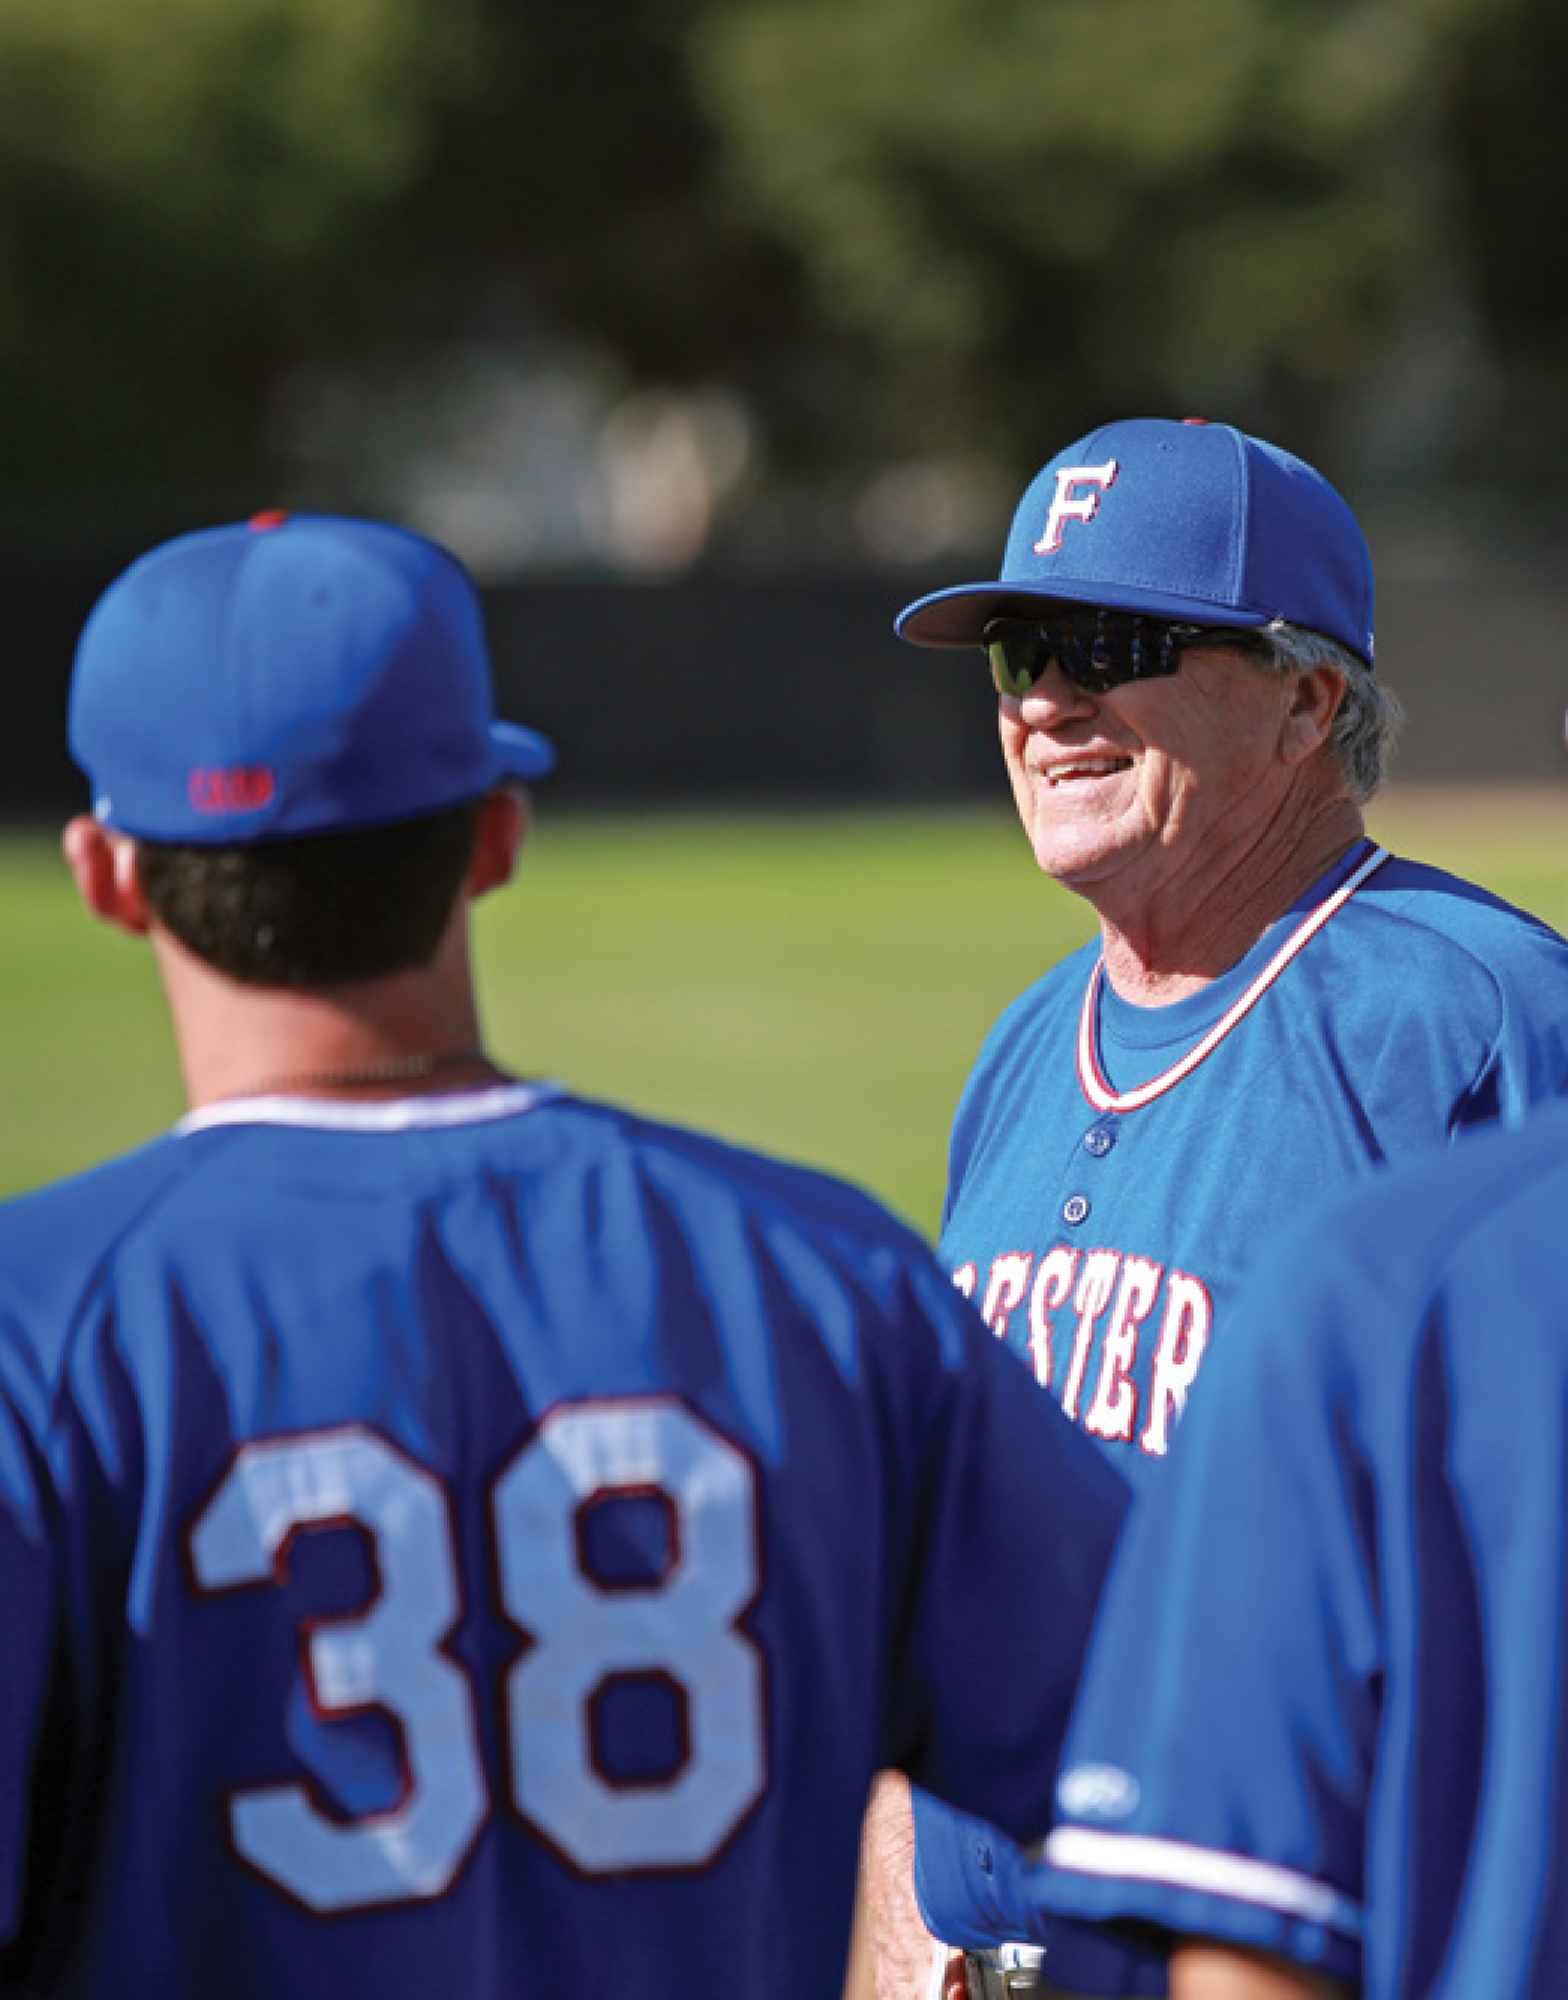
left=910, top=1791, right=1170, bottom=1994
left=1375, top=872, right=1568, bottom=1134
left=1029, top=1218, right=1376, bottom=1986
left=1458, top=923, right=1568, bottom=1129
left=910, top=1795, right=1034, bottom=1948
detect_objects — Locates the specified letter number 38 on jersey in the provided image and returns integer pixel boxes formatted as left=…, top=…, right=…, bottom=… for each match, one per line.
left=187, top=1399, right=765, bottom=1912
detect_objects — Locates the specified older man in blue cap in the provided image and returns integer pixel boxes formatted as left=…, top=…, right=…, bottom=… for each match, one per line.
left=862, top=417, right=1568, bottom=2000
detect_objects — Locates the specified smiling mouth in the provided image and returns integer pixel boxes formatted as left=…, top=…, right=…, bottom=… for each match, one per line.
left=1045, top=758, right=1132, bottom=787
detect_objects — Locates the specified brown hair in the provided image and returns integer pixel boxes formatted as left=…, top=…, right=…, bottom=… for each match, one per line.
left=135, top=801, right=481, bottom=988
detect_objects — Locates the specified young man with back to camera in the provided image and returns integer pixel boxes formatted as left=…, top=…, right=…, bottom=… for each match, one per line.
left=0, top=510, right=1128, bottom=1998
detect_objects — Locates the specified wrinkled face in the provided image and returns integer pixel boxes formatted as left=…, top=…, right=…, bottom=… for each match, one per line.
left=998, top=646, right=1310, bottom=905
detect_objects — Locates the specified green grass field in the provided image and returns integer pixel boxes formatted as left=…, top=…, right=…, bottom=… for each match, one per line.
left=6, top=785, right=1568, bottom=1233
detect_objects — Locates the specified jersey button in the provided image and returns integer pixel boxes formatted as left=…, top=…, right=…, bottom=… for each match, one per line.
left=1063, top=1194, right=1090, bottom=1226
left=1084, top=1124, right=1116, bottom=1157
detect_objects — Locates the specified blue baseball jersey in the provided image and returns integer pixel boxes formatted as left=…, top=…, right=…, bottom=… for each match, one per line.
left=941, top=841, right=1568, bottom=1488
left=913, top=838, right=1568, bottom=1988
left=0, top=1083, right=1127, bottom=2000
left=1037, top=1094, right=1568, bottom=1997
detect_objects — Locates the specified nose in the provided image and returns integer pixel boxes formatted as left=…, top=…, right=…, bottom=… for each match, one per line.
left=1014, top=657, right=1099, bottom=721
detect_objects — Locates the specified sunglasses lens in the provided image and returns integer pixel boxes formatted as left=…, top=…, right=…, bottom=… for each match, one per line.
left=1056, top=621, right=1106, bottom=688
left=985, top=624, right=1044, bottom=697
left=984, top=613, right=1215, bottom=695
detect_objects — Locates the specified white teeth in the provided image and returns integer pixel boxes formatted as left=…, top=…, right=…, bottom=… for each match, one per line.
left=1046, top=760, right=1124, bottom=785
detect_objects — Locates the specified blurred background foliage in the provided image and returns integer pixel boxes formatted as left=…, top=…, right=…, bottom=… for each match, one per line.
left=0, top=0, right=1564, bottom=566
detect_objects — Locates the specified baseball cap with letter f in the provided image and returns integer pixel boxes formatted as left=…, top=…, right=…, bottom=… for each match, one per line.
left=896, top=417, right=1375, bottom=667
left=69, top=511, right=556, bottom=843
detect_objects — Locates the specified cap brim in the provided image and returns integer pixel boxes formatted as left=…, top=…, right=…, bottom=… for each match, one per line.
left=894, top=580, right=1270, bottom=649
left=490, top=720, right=556, bottom=784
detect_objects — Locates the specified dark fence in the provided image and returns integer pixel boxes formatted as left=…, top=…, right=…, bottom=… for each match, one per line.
left=7, top=551, right=1567, bottom=822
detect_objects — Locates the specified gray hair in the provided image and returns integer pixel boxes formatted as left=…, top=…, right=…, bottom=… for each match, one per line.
left=1253, top=622, right=1403, bottom=805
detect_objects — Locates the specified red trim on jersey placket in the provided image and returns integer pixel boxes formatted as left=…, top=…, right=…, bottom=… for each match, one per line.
left=1076, top=845, right=1393, bottom=1114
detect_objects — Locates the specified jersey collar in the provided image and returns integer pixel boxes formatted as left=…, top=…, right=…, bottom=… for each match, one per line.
left=176, top=1079, right=563, bottom=1137
left=1077, top=844, right=1392, bottom=1114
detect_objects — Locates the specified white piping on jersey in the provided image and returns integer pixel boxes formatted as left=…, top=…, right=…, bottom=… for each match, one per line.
left=176, top=1080, right=563, bottom=1137
left=1044, top=1825, right=1362, bottom=1939
left=1076, top=844, right=1392, bottom=1115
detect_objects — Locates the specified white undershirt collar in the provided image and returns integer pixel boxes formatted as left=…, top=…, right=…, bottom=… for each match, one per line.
left=176, top=1079, right=563, bottom=1137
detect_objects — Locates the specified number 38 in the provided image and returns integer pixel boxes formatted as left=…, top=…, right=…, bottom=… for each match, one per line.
left=188, top=1399, right=766, bottom=1912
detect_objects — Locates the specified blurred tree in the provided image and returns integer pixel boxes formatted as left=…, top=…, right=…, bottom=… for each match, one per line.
left=0, top=0, right=458, bottom=540
left=694, top=0, right=1445, bottom=482
left=0, top=0, right=811, bottom=549
left=1443, top=0, right=1568, bottom=492
left=0, top=0, right=1565, bottom=549
left=378, top=0, right=811, bottom=454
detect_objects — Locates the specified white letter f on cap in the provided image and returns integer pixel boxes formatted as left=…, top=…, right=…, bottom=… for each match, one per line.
left=1035, top=460, right=1118, bottom=555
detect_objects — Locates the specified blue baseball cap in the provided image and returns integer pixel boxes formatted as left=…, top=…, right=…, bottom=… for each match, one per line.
left=69, top=510, right=556, bottom=842
left=895, top=417, right=1375, bottom=666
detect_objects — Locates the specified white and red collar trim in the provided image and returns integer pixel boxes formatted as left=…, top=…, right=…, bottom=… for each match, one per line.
left=1077, top=844, right=1392, bottom=1114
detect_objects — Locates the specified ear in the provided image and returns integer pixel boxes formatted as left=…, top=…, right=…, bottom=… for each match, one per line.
left=1280, top=664, right=1346, bottom=767
left=62, top=816, right=153, bottom=935
left=466, top=786, right=529, bottom=901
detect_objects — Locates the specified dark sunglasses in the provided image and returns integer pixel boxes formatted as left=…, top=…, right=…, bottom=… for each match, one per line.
left=984, top=611, right=1268, bottom=697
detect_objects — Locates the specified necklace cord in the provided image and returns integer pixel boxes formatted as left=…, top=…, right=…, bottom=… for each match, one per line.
left=221, top=1047, right=509, bottom=1100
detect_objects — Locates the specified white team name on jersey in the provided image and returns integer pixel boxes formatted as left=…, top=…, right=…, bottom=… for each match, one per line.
left=953, top=1248, right=1212, bottom=1459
